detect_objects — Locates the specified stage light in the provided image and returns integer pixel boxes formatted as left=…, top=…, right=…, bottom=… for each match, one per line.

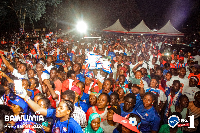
left=76, top=21, right=87, bottom=33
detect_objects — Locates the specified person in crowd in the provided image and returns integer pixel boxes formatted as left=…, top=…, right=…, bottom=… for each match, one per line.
left=62, top=70, right=79, bottom=92
left=61, top=90, right=87, bottom=128
left=44, top=55, right=54, bottom=73
left=183, top=76, right=200, bottom=101
left=169, top=95, right=189, bottom=121
left=71, top=86, right=88, bottom=112
left=110, top=92, right=119, bottom=106
left=86, top=93, right=110, bottom=121
left=131, top=84, right=142, bottom=105
left=120, top=93, right=136, bottom=117
left=16, top=88, right=83, bottom=132
left=164, top=80, right=183, bottom=123
left=29, top=77, right=40, bottom=96
left=133, top=92, right=161, bottom=133
left=99, top=78, right=113, bottom=95
left=84, top=113, right=104, bottom=133
left=0, top=53, right=28, bottom=79
left=85, top=71, right=99, bottom=94
left=89, top=92, right=99, bottom=108
left=100, top=105, right=121, bottom=133
left=185, top=91, right=200, bottom=132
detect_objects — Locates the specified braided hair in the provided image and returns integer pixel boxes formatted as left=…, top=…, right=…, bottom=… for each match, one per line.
left=62, top=100, right=74, bottom=131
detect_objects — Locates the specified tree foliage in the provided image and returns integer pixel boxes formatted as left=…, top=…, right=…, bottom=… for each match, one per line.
left=0, top=0, right=62, bottom=30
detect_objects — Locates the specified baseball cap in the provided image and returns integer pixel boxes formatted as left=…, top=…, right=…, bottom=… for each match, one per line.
left=9, top=96, right=28, bottom=114
left=71, top=86, right=81, bottom=95
left=113, top=113, right=140, bottom=133
left=108, top=105, right=121, bottom=115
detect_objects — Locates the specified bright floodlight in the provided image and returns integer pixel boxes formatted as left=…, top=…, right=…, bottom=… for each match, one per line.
left=76, top=21, right=87, bottom=33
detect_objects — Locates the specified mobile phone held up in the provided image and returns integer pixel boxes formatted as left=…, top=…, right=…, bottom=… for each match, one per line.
left=14, top=80, right=24, bottom=95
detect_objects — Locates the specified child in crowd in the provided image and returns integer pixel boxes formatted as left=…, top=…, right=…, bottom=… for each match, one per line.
left=89, top=92, right=99, bottom=108
left=109, top=92, right=119, bottom=106
left=84, top=113, right=104, bottom=133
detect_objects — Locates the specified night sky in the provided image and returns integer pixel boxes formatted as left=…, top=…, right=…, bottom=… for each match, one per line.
left=0, top=0, right=199, bottom=34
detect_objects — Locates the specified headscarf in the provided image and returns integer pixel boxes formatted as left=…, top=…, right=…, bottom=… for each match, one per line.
left=89, top=92, right=100, bottom=98
left=85, top=113, right=103, bottom=133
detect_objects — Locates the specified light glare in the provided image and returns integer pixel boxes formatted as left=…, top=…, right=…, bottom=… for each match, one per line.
left=76, top=21, right=87, bottom=33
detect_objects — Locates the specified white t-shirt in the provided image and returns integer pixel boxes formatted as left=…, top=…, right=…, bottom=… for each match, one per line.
left=44, top=64, right=54, bottom=73
left=182, top=86, right=200, bottom=101
left=12, top=69, right=28, bottom=79
left=169, top=76, right=189, bottom=90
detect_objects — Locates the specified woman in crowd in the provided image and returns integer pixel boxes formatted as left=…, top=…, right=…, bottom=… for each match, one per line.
left=17, top=89, right=83, bottom=133
left=86, top=93, right=110, bottom=121
left=84, top=113, right=104, bottom=133
left=133, top=92, right=161, bottom=133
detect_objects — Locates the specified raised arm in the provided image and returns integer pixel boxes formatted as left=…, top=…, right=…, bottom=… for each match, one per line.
left=17, top=89, right=47, bottom=116
left=0, top=53, right=14, bottom=72
left=132, top=61, right=143, bottom=73
left=43, top=79, right=58, bottom=100
left=0, top=71, right=14, bottom=83
left=24, top=95, right=47, bottom=116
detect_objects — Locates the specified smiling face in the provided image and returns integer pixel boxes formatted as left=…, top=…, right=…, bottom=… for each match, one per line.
left=28, top=69, right=35, bottom=79
left=118, top=88, right=125, bottom=99
left=131, top=87, right=140, bottom=94
left=119, top=76, right=125, bottom=85
left=179, top=68, right=186, bottom=78
left=22, top=79, right=29, bottom=90
left=135, top=71, right=142, bottom=79
left=124, top=97, right=135, bottom=112
left=90, top=118, right=100, bottom=131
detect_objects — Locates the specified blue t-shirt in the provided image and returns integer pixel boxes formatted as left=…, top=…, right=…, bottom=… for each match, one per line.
left=120, top=103, right=135, bottom=117
left=67, top=53, right=74, bottom=61
left=55, top=55, right=64, bottom=68
left=46, top=108, right=83, bottom=133
left=81, top=92, right=89, bottom=106
left=75, top=101, right=88, bottom=113
left=27, top=89, right=34, bottom=100
left=133, top=103, right=161, bottom=132
left=76, top=73, right=85, bottom=83
left=108, top=52, right=116, bottom=60
left=52, top=118, right=83, bottom=133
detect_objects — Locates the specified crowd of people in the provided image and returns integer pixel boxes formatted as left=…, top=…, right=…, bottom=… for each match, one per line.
left=0, top=32, right=199, bottom=133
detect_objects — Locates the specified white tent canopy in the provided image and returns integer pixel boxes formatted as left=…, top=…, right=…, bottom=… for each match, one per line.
left=128, top=20, right=152, bottom=34
left=157, top=20, right=184, bottom=36
left=103, top=19, right=128, bottom=33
